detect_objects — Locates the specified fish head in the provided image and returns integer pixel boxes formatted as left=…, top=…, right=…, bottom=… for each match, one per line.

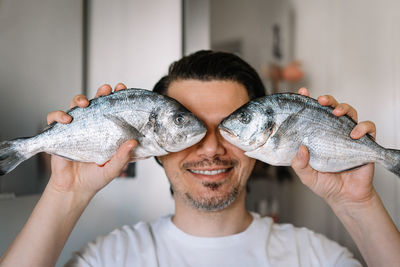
left=152, top=105, right=207, bottom=152
left=218, top=100, right=274, bottom=151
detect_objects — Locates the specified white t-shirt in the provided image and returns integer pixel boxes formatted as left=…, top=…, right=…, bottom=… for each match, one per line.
left=66, top=213, right=361, bottom=267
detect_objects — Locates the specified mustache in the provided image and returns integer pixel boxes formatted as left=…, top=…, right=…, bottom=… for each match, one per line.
left=182, top=158, right=238, bottom=169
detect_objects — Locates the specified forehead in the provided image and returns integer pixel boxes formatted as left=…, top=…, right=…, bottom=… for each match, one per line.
left=166, top=80, right=250, bottom=122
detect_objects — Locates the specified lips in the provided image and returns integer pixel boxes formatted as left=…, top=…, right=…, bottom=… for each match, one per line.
left=189, top=168, right=229, bottom=175
left=187, top=167, right=233, bottom=182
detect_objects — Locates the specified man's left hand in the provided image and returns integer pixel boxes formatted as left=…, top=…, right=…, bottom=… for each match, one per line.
left=292, top=88, right=377, bottom=207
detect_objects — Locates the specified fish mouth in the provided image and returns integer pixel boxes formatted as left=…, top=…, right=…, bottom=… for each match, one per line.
left=219, top=125, right=266, bottom=152
left=218, top=125, right=237, bottom=140
left=219, top=126, right=252, bottom=151
left=166, top=131, right=207, bottom=153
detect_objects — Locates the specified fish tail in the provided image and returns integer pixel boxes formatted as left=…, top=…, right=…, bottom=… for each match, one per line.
left=382, top=148, right=400, bottom=177
left=0, top=138, right=34, bottom=175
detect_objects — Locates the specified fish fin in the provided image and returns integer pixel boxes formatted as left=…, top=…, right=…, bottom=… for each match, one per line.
left=0, top=139, right=31, bottom=175
left=382, top=148, right=400, bottom=177
left=269, top=111, right=304, bottom=149
left=104, top=114, right=144, bottom=140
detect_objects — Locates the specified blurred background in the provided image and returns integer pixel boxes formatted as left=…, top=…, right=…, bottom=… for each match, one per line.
left=0, top=0, right=399, bottom=265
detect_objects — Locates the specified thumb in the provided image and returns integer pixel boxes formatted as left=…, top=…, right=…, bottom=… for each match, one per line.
left=291, top=145, right=309, bottom=170
left=103, top=140, right=137, bottom=179
left=291, top=145, right=316, bottom=186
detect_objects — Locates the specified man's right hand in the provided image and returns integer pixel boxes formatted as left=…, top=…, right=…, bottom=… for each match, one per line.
left=45, top=83, right=137, bottom=196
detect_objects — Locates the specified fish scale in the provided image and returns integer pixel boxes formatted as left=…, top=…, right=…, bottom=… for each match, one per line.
left=219, top=93, right=400, bottom=177
left=0, top=88, right=207, bottom=175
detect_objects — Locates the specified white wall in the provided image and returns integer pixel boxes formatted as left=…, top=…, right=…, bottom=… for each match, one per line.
left=87, top=0, right=182, bottom=94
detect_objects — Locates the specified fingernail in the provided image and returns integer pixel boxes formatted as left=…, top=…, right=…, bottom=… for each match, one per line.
left=127, top=141, right=136, bottom=150
left=63, top=115, right=71, bottom=122
left=351, top=129, right=359, bottom=138
left=297, top=147, right=304, bottom=160
left=333, top=108, right=342, bottom=116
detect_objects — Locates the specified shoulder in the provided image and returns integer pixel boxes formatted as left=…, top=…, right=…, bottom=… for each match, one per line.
left=65, top=218, right=169, bottom=266
left=266, top=220, right=361, bottom=266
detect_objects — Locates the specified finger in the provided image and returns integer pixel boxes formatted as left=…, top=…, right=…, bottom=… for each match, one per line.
left=114, top=83, right=127, bottom=92
left=47, top=110, right=72, bottom=125
left=350, top=120, right=376, bottom=140
left=291, top=146, right=317, bottom=187
left=291, top=145, right=310, bottom=170
left=332, top=103, right=358, bottom=122
left=318, top=95, right=339, bottom=108
left=95, top=84, right=113, bottom=98
left=69, top=94, right=89, bottom=109
left=297, top=87, right=309, bottom=96
left=103, top=140, right=138, bottom=179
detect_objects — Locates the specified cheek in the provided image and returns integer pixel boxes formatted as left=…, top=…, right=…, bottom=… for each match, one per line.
left=158, top=153, right=177, bottom=173
left=239, top=157, right=256, bottom=180
left=225, top=142, right=256, bottom=179
left=246, top=159, right=256, bottom=177
left=158, top=148, right=191, bottom=174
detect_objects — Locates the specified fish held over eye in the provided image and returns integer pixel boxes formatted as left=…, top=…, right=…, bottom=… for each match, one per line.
left=0, top=88, right=207, bottom=175
left=219, top=93, right=400, bottom=178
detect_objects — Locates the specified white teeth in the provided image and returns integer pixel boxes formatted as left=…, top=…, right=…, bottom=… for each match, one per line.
left=190, top=169, right=228, bottom=175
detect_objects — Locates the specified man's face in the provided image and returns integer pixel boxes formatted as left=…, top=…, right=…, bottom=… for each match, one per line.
left=158, top=79, right=256, bottom=211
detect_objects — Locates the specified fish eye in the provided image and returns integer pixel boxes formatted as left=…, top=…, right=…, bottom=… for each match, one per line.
left=150, top=112, right=157, bottom=120
left=174, top=114, right=185, bottom=126
left=238, top=112, right=251, bottom=124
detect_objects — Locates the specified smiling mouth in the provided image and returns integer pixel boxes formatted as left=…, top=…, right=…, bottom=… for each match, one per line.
left=189, top=168, right=231, bottom=175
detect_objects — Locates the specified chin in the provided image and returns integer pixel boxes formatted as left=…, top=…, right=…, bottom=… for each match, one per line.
left=184, top=184, right=241, bottom=212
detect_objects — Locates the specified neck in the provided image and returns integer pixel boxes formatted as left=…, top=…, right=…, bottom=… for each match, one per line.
left=172, top=191, right=253, bottom=237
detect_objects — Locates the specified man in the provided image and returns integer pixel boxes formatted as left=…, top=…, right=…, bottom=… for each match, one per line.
left=1, top=51, right=399, bottom=266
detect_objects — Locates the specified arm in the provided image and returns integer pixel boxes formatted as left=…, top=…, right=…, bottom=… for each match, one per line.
left=0, top=83, right=136, bottom=267
left=292, top=88, right=400, bottom=266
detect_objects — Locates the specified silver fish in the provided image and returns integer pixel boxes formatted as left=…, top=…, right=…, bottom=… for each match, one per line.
left=0, top=88, right=207, bottom=175
left=219, top=93, right=400, bottom=177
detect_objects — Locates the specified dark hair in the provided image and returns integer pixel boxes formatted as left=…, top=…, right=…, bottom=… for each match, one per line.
left=152, top=50, right=266, bottom=99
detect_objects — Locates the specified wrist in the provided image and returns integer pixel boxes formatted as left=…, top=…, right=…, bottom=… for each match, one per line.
left=324, top=177, right=377, bottom=211
left=328, top=188, right=379, bottom=218
left=47, top=172, right=98, bottom=201
left=45, top=181, right=94, bottom=209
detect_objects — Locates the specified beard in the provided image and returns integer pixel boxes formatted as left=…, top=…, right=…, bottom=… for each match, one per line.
left=183, top=184, right=240, bottom=211
left=170, top=173, right=244, bottom=212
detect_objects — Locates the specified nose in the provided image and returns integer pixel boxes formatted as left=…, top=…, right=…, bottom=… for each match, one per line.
left=196, top=127, right=226, bottom=158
